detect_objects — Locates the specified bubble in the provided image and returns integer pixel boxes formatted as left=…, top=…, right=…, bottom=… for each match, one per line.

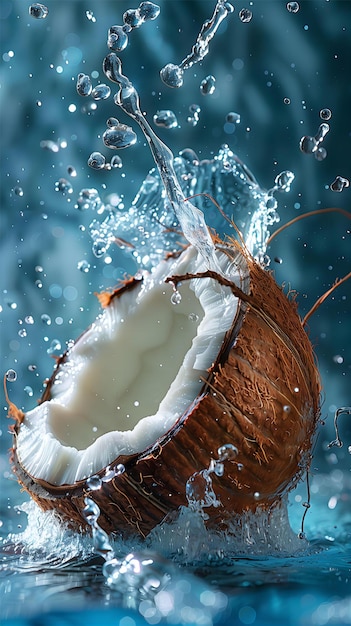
left=171, top=290, right=182, bottom=305
left=103, top=124, right=137, bottom=149
left=88, top=151, right=106, bottom=170
left=47, top=339, right=61, bottom=355
left=300, top=135, right=318, bottom=154
left=153, top=110, right=178, bottom=129
left=217, top=443, right=238, bottom=461
left=29, top=3, right=48, bottom=19
left=160, top=63, right=184, bottom=89
left=14, top=186, right=24, bottom=197
left=314, top=146, right=327, bottom=161
left=76, top=73, right=93, bottom=97
left=200, top=75, right=216, bottom=96
left=41, top=313, right=51, bottom=325
left=226, top=111, right=241, bottom=124
left=110, top=155, right=123, bottom=168
left=286, top=1, right=299, bottom=12
left=91, top=84, right=111, bottom=100
left=24, top=386, right=34, bottom=397
left=330, top=176, right=350, bottom=192
left=18, top=328, right=27, bottom=338
left=239, top=8, right=253, bottom=22
left=86, top=475, right=102, bottom=491
left=315, top=122, right=330, bottom=143
left=283, top=97, right=291, bottom=105
left=54, top=178, right=73, bottom=195
left=92, top=239, right=107, bottom=258
left=5, top=369, right=17, bottom=382
left=77, top=259, right=90, bottom=273
left=320, top=108, right=332, bottom=120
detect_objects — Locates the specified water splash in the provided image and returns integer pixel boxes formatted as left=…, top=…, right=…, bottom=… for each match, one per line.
left=160, top=1, right=234, bottom=88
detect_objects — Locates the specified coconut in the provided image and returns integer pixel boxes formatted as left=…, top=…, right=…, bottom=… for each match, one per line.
left=10, top=239, right=321, bottom=538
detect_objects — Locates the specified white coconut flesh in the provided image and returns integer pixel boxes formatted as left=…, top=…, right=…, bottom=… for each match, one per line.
left=16, top=246, right=249, bottom=485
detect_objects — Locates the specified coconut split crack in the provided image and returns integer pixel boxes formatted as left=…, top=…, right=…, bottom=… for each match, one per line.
left=11, top=241, right=321, bottom=537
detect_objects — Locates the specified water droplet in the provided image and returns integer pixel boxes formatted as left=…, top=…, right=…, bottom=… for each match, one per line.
left=88, top=151, right=106, bottom=170
left=283, top=405, right=291, bottom=413
left=41, top=313, right=51, bottom=325
left=86, top=475, right=102, bottom=491
left=35, top=280, right=43, bottom=289
left=123, top=8, right=143, bottom=28
left=314, top=122, right=329, bottom=143
left=18, top=328, right=27, bottom=338
left=24, top=386, right=34, bottom=397
left=47, top=339, right=61, bottom=355
left=320, top=108, right=332, bottom=121
left=115, top=463, right=125, bottom=476
left=28, top=364, right=37, bottom=371
left=300, top=135, right=318, bottom=154
left=40, top=139, right=59, bottom=152
left=76, top=73, right=92, bottom=97
left=92, top=239, right=107, bottom=258
left=226, top=112, right=241, bottom=126
left=200, top=75, right=216, bottom=95
left=214, top=462, right=224, bottom=477
left=14, top=186, right=24, bottom=197
left=5, top=369, right=17, bottom=382
left=153, top=109, right=178, bottom=129
left=217, top=443, right=238, bottom=461
left=85, top=10, right=96, bottom=22
left=286, top=1, right=299, bottom=12
left=298, top=531, right=306, bottom=540
left=160, top=63, right=184, bottom=88
left=67, top=165, right=77, bottom=177
left=77, top=259, right=90, bottom=273
left=103, top=124, right=137, bottom=149
left=75, top=188, right=103, bottom=211
left=29, top=3, right=48, bottom=19
left=171, top=290, right=182, bottom=305
left=107, top=25, right=129, bottom=52
left=187, top=103, right=201, bottom=126
left=54, top=178, right=73, bottom=195
left=283, top=97, right=291, bottom=105
left=82, top=496, right=100, bottom=523
left=91, top=84, right=111, bottom=100
left=314, top=146, right=327, bottom=161
left=110, top=155, right=123, bottom=168
left=139, top=2, right=160, bottom=20
left=239, top=8, right=253, bottom=22
left=274, top=170, right=294, bottom=192
left=330, top=176, right=350, bottom=192
left=188, top=313, right=199, bottom=322
left=102, top=467, right=116, bottom=483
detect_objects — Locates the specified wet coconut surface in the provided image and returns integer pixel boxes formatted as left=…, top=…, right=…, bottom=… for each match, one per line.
left=1, top=1, right=351, bottom=626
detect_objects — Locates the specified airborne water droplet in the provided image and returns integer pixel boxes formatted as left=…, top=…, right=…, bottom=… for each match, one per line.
left=29, top=3, right=48, bottom=19
left=103, top=124, right=137, bottom=149
left=300, top=135, right=318, bottom=154
left=330, top=176, right=350, bottom=192
left=314, top=146, right=327, bottom=161
left=77, top=260, right=90, bottom=273
left=108, top=26, right=129, bottom=52
left=76, top=73, right=93, bottom=97
left=217, top=443, right=238, bottom=461
left=200, top=75, right=216, bottom=96
left=91, top=84, right=111, bottom=100
left=226, top=111, right=241, bottom=124
left=160, top=63, right=184, bottom=89
left=286, top=1, right=299, bottom=12
left=47, top=339, right=61, bottom=355
left=88, top=152, right=106, bottom=170
left=86, top=475, right=102, bottom=491
left=153, top=109, right=178, bottom=129
left=5, top=369, right=17, bottom=382
left=92, top=239, right=107, bottom=258
left=239, top=8, right=253, bottom=22
left=41, top=313, right=51, bottom=325
left=171, top=290, right=182, bottom=305
left=320, top=108, right=332, bottom=121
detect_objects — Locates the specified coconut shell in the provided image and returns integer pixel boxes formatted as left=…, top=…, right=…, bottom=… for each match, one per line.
left=10, top=243, right=321, bottom=538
